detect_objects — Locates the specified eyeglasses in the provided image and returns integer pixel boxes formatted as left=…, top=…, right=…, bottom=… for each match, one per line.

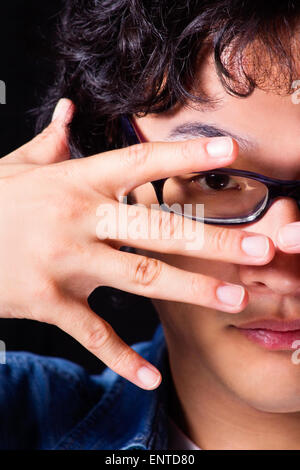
left=119, top=114, right=300, bottom=226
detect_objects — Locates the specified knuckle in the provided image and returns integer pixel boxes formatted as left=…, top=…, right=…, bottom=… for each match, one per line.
left=210, top=227, right=237, bottom=254
left=29, top=131, right=51, bottom=153
left=109, top=346, right=133, bottom=371
left=56, top=162, right=77, bottom=180
left=133, top=256, right=162, bottom=287
left=123, top=142, right=153, bottom=168
left=180, top=138, right=197, bottom=161
left=11, top=147, right=28, bottom=163
left=188, top=273, right=203, bottom=299
left=31, top=128, right=63, bottom=158
left=85, top=321, right=112, bottom=352
left=38, top=126, right=53, bottom=141
left=157, top=210, right=182, bottom=240
left=188, top=273, right=213, bottom=302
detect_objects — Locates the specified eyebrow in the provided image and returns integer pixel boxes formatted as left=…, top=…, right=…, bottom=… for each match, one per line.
left=166, top=122, right=256, bottom=152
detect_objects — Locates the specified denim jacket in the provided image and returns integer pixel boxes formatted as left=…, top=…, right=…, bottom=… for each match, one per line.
left=0, top=323, right=172, bottom=450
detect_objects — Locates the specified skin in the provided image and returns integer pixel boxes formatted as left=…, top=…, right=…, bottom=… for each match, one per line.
left=0, top=51, right=299, bottom=448
left=1, top=98, right=275, bottom=391
left=131, top=51, right=300, bottom=449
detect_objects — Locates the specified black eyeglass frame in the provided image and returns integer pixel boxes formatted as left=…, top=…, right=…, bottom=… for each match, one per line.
left=119, top=114, right=300, bottom=226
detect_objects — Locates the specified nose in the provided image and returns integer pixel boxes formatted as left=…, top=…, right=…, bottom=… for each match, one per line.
left=238, top=198, right=300, bottom=296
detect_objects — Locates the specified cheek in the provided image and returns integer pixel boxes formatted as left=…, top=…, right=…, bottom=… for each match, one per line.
left=154, top=298, right=235, bottom=392
left=153, top=297, right=222, bottom=357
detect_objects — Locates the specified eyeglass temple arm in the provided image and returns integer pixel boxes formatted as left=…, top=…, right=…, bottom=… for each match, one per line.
left=119, top=115, right=145, bottom=145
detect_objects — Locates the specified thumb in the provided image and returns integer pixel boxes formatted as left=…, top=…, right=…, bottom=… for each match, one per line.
left=4, top=98, right=75, bottom=165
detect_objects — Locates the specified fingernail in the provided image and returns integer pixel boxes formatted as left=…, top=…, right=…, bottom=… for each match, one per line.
left=51, top=98, right=73, bottom=123
left=278, top=223, right=300, bottom=247
left=216, top=284, right=245, bottom=306
left=206, top=137, right=233, bottom=158
left=137, top=365, right=161, bottom=389
left=241, top=235, right=269, bottom=258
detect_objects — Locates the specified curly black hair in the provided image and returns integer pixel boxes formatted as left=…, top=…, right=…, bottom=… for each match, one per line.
left=36, top=0, right=300, bottom=161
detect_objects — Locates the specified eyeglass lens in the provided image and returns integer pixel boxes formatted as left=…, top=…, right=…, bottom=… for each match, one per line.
left=162, top=171, right=269, bottom=222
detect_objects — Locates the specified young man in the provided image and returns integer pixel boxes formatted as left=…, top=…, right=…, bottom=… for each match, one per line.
left=1, top=0, right=300, bottom=449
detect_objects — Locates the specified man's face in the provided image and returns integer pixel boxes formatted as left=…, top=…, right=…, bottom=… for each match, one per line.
left=131, top=52, right=300, bottom=413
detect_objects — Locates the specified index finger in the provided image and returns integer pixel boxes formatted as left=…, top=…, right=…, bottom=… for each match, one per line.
left=70, top=134, right=237, bottom=198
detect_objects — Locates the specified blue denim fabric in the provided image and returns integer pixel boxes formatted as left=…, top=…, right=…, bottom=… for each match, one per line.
left=0, top=323, right=172, bottom=450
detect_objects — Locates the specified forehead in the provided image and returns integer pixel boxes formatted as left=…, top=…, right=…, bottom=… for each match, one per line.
left=136, top=48, right=300, bottom=178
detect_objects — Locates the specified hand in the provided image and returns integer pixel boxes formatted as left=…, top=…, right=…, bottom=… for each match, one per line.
left=0, top=100, right=275, bottom=390
left=0, top=98, right=74, bottom=174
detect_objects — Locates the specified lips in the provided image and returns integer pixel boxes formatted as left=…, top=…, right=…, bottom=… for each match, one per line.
left=233, top=320, right=300, bottom=350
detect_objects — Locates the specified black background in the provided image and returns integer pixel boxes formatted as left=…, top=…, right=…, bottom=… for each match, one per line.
left=0, top=1, right=159, bottom=373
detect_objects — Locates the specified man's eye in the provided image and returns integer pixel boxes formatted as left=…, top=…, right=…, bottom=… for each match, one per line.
left=193, top=173, right=241, bottom=191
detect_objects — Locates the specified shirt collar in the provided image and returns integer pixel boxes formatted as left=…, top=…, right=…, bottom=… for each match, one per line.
left=55, top=323, right=172, bottom=450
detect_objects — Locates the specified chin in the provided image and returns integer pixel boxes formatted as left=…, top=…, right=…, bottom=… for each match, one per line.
left=226, top=358, right=300, bottom=413
left=214, top=322, right=300, bottom=413
left=246, top=396, right=300, bottom=414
